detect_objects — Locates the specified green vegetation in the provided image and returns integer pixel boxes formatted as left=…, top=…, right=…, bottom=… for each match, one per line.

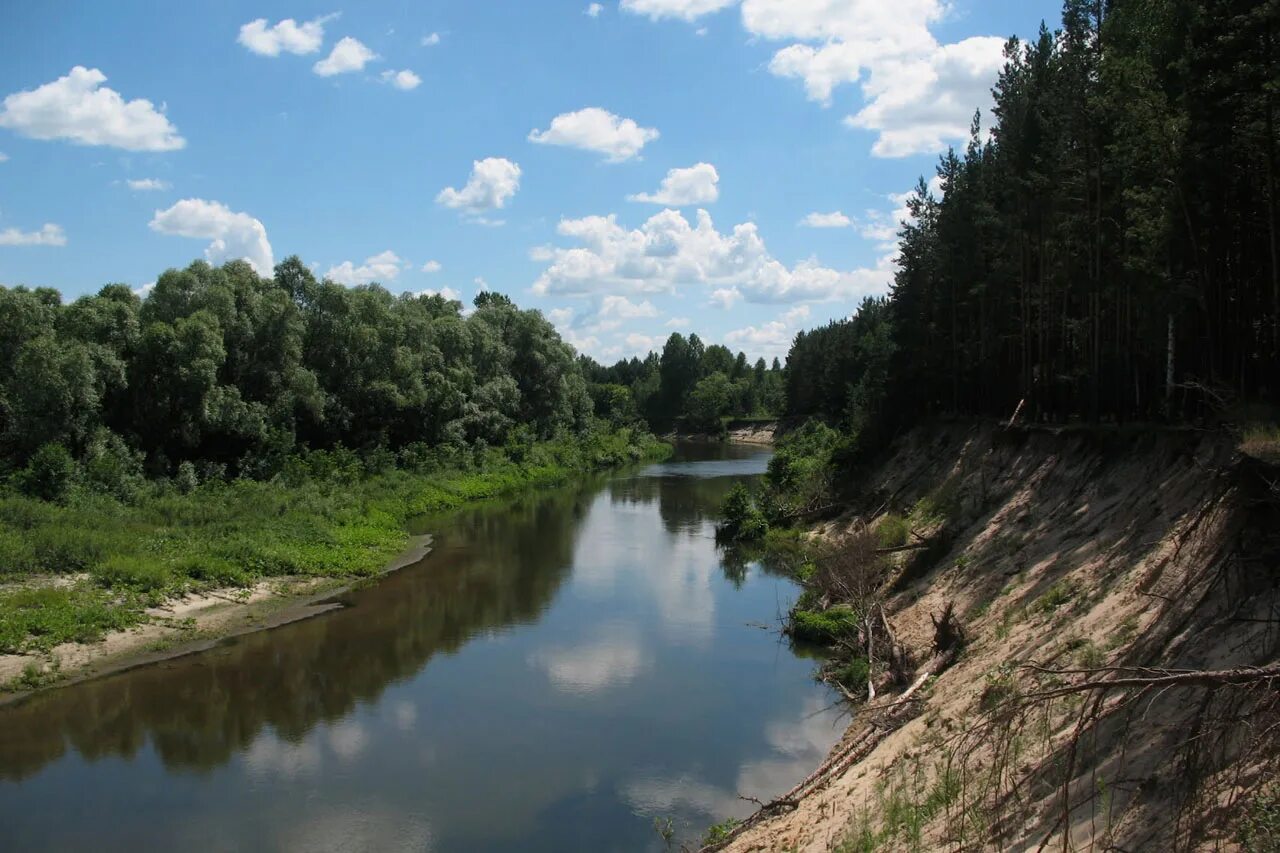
left=876, top=514, right=910, bottom=548
left=700, top=818, right=740, bottom=847
left=0, top=430, right=666, bottom=654
left=835, top=760, right=962, bottom=853
left=1242, top=425, right=1280, bottom=465
left=0, top=257, right=672, bottom=656
left=789, top=605, right=860, bottom=644
left=1239, top=782, right=1280, bottom=852
left=580, top=333, right=784, bottom=434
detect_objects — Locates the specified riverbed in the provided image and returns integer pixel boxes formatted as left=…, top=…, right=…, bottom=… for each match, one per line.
left=0, top=442, right=841, bottom=852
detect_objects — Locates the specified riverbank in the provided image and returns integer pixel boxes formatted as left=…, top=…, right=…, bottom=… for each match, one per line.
left=0, top=429, right=668, bottom=700
left=667, top=419, right=779, bottom=445
left=712, top=423, right=1280, bottom=851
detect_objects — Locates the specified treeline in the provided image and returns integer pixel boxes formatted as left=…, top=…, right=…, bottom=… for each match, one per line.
left=581, top=332, right=785, bottom=433
left=788, top=0, right=1279, bottom=445
left=0, top=256, right=602, bottom=497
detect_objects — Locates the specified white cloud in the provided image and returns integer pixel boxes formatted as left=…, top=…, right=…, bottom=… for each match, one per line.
left=149, top=198, right=274, bottom=274
left=325, top=250, right=404, bottom=285
left=531, top=208, right=890, bottom=305
left=599, top=294, right=659, bottom=320
left=126, top=177, right=170, bottom=191
left=421, top=32, right=442, bottom=46
left=840, top=36, right=1006, bottom=157
left=0, top=66, right=185, bottom=152
left=418, top=286, right=461, bottom=301
left=725, top=321, right=792, bottom=359
left=237, top=15, right=333, bottom=56
left=800, top=210, right=851, bottom=228
left=666, top=315, right=690, bottom=327
left=0, top=223, right=66, bottom=247
left=585, top=3, right=604, bottom=17
left=134, top=281, right=155, bottom=298
left=709, top=287, right=743, bottom=309
left=436, top=157, right=521, bottom=216
left=0, top=152, right=8, bottom=162
left=625, top=0, right=1006, bottom=158
left=529, top=107, right=659, bottom=163
left=313, top=37, right=377, bottom=76
left=782, top=304, right=811, bottom=324
left=628, top=162, right=719, bottom=206
left=421, top=260, right=442, bottom=273
left=547, top=307, right=575, bottom=327
left=620, top=0, right=738, bottom=21
left=380, top=69, right=421, bottom=90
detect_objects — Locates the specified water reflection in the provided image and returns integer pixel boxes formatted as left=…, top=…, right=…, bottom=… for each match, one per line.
left=0, top=442, right=840, bottom=852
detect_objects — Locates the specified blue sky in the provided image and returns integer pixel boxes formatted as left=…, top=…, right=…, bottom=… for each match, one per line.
left=0, top=0, right=1059, bottom=361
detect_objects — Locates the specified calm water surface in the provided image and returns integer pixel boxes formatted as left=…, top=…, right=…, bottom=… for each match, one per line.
left=0, top=442, right=841, bottom=851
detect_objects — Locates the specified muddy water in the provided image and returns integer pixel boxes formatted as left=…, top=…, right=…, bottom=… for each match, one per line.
left=0, top=443, right=841, bottom=852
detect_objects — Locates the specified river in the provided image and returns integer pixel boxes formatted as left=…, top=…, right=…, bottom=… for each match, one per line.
left=0, top=442, right=841, bottom=852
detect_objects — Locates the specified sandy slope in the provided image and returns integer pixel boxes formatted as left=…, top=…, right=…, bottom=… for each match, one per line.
left=721, top=424, right=1279, bottom=852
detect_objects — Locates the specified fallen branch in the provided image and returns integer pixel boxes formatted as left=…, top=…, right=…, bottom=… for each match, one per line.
left=1019, top=662, right=1280, bottom=702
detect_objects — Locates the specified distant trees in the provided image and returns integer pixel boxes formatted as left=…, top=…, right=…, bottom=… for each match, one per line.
left=781, top=0, right=1280, bottom=455
left=0, top=257, right=593, bottom=488
left=581, top=332, right=786, bottom=432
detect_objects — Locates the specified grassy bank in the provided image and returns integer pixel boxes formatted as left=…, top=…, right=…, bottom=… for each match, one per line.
left=0, top=428, right=668, bottom=656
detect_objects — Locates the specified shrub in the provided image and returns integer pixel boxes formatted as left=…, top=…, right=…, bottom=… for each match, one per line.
left=790, top=605, right=860, bottom=644
left=718, top=483, right=768, bottom=542
left=81, top=429, right=144, bottom=501
left=174, top=461, right=199, bottom=494
left=877, top=513, right=909, bottom=548
left=14, top=443, right=77, bottom=503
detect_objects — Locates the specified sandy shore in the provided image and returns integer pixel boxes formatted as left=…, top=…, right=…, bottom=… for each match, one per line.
left=0, top=534, right=433, bottom=705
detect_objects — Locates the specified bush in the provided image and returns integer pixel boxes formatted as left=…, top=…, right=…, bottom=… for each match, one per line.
left=81, top=429, right=144, bottom=501
left=174, top=461, right=199, bottom=494
left=14, top=443, right=77, bottom=503
left=790, top=605, right=860, bottom=643
left=718, top=483, right=768, bottom=542
left=876, top=513, right=909, bottom=548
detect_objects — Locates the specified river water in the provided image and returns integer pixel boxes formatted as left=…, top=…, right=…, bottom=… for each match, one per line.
left=0, top=442, right=841, bottom=852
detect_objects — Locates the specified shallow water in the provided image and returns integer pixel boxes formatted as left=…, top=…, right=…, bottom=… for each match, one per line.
left=0, top=442, right=841, bottom=852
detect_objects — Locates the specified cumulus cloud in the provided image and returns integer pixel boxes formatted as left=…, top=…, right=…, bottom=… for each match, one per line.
left=599, top=294, right=660, bottom=319
left=313, top=37, right=377, bottom=76
left=418, top=286, right=461, bottom=301
left=585, top=3, right=604, bottom=16
left=421, top=260, right=442, bottom=273
left=380, top=69, right=421, bottom=90
left=325, top=250, right=404, bottom=285
left=666, top=315, right=691, bottom=327
left=529, top=108, right=659, bottom=162
left=625, top=0, right=1006, bottom=158
left=421, top=32, right=442, bottom=46
left=620, top=0, right=738, bottom=21
left=531, top=208, right=890, bottom=305
left=149, top=198, right=274, bottom=274
left=629, top=162, right=719, bottom=206
left=126, top=177, right=170, bottom=191
left=0, top=223, right=67, bottom=247
left=237, top=15, right=334, bottom=56
left=0, top=66, right=185, bottom=151
left=0, top=152, right=8, bottom=162
left=436, top=157, right=521, bottom=217
left=800, top=210, right=852, bottom=228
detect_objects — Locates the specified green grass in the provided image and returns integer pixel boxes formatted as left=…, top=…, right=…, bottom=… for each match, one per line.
left=1241, top=424, right=1280, bottom=464
left=876, top=513, right=909, bottom=548
left=0, top=428, right=669, bottom=654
